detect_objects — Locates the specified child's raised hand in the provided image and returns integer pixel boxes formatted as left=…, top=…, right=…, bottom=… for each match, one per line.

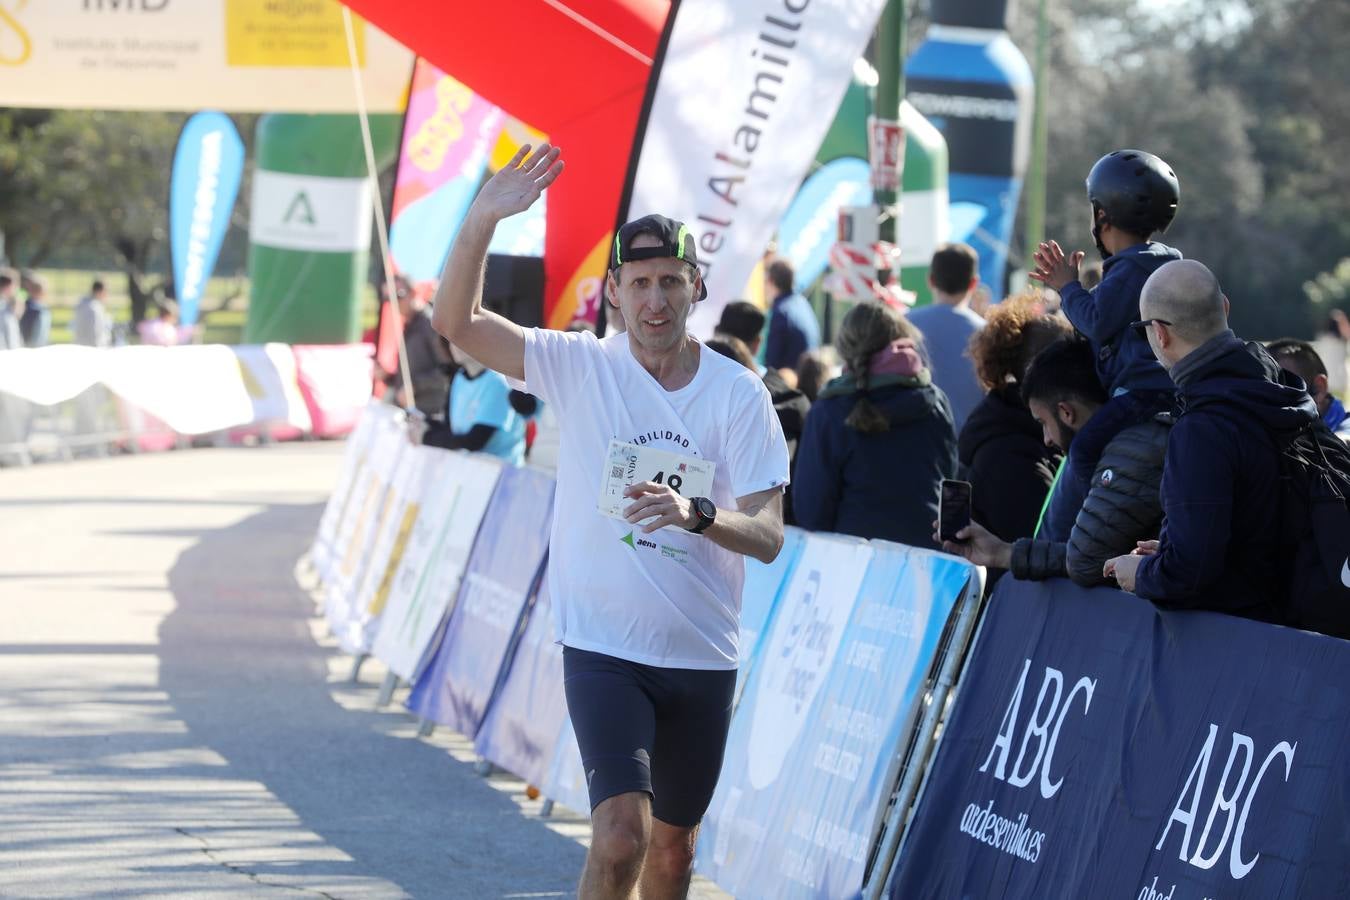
left=1028, top=240, right=1085, bottom=292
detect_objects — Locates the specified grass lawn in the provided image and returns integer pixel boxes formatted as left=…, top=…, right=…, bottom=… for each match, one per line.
left=32, top=269, right=380, bottom=345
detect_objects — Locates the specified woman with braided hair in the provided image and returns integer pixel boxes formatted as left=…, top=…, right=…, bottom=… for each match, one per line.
left=792, top=301, right=958, bottom=548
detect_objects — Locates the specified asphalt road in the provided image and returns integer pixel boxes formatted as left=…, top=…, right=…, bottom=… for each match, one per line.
left=0, top=443, right=727, bottom=899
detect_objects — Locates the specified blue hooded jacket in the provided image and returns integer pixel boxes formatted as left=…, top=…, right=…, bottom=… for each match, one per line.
left=1133, top=335, right=1320, bottom=621
left=793, top=370, right=957, bottom=549
left=1059, top=242, right=1181, bottom=395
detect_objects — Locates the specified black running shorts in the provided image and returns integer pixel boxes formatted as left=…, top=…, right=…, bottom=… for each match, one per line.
left=562, top=645, right=737, bottom=828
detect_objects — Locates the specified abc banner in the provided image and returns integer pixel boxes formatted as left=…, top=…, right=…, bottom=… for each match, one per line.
left=888, top=578, right=1350, bottom=898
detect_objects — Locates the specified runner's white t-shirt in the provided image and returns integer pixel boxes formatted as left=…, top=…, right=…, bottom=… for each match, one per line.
left=524, top=328, right=789, bottom=669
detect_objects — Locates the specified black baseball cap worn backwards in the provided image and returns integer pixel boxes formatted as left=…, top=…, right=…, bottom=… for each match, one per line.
left=610, top=214, right=708, bottom=301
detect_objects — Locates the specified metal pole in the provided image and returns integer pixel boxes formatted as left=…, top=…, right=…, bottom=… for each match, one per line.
left=1024, top=0, right=1051, bottom=269
left=874, top=0, right=907, bottom=247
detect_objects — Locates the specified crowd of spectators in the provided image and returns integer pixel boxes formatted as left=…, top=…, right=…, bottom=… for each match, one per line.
left=696, top=147, right=1350, bottom=640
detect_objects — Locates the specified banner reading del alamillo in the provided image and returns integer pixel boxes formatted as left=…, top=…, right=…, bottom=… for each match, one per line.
left=624, top=0, right=888, bottom=336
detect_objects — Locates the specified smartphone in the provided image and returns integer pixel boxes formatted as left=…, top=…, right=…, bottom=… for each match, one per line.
left=939, top=479, right=972, bottom=543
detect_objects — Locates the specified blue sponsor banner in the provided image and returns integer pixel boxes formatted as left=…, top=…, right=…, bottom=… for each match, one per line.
left=735, top=525, right=807, bottom=702
left=888, top=578, right=1350, bottom=899
left=697, top=537, right=973, bottom=899
left=405, top=465, right=554, bottom=736
left=170, top=112, right=244, bottom=327
left=776, top=158, right=873, bottom=292
left=473, top=576, right=569, bottom=788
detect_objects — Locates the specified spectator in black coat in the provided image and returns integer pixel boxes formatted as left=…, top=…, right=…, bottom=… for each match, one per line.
left=959, top=294, right=1071, bottom=549
left=716, top=301, right=812, bottom=524
left=1106, top=260, right=1319, bottom=623
left=793, top=301, right=957, bottom=548
left=943, top=338, right=1171, bottom=588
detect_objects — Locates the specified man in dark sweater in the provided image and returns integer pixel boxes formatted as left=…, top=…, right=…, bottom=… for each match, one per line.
left=1105, top=260, right=1319, bottom=623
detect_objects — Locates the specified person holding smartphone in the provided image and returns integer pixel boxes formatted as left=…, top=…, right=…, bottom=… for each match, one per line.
left=937, top=338, right=1170, bottom=586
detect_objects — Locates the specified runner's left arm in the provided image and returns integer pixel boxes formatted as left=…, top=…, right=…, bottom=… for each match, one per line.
left=622, top=483, right=784, bottom=564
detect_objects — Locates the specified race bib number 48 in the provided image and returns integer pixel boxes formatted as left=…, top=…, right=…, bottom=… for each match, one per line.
left=598, top=439, right=716, bottom=524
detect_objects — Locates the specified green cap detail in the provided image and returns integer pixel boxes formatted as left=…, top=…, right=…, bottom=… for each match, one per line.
left=613, top=232, right=623, bottom=266
left=620, top=531, right=636, bottom=549
left=676, top=224, right=692, bottom=261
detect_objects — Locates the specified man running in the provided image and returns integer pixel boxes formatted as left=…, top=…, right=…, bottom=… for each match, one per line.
left=430, top=144, right=789, bottom=899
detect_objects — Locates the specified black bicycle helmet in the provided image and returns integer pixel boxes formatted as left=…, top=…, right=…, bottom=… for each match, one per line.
left=1085, top=150, right=1180, bottom=236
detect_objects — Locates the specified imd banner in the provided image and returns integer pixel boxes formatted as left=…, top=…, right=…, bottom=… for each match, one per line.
left=170, top=112, right=244, bottom=327
left=887, top=578, right=1350, bottom=899
left=626, top=0, right=889, bottom=337
left=0, top=0, right=412, bottom=113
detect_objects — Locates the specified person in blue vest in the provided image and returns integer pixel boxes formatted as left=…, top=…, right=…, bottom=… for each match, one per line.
left=763, top=257, right=821, bottom=371
left=420, top=345, right=528, bottom=466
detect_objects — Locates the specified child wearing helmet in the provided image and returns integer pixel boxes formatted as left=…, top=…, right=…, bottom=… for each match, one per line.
left=1026, top=149, right=1183, bottom=543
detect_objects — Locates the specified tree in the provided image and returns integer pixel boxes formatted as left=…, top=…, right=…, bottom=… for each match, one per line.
left=0, top=110, right=187, bottom=322
left=1000, top=0, right=1349, bottom=337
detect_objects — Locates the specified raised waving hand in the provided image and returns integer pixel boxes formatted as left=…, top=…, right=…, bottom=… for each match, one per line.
left=472, top=143, right=564, bottom=223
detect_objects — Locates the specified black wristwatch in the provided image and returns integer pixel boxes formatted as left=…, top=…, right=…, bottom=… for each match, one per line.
left=688, top=497, right=716, bottom=534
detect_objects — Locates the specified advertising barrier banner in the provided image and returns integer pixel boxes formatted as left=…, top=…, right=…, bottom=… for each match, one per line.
left=100, top=345, right=257, bottom=435
left=735, top=525, right=807, bottom=704
left=227, top=343, right=314, bottom=437
left=473, top=576, right=569, bottom=791
left=697, top=538, right=973, bottom=899
left=341, top=444, right=432, bottom=655
left=323, top=411, right=407, bottom=651
left=404, top=465, right=555, bottom=735
left=310, top=401, right=382, bottom=582
left=887, top=578, right=1350, bottom=899
left=370, top=451, right=502, bottom=681
left=292, top=344, right=376, bottom=438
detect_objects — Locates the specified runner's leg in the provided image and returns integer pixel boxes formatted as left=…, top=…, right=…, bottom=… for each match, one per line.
left=641, top=665, right=736, bottom=898
left=563, top=647, right=658, bottom=899
left=582, top=791, right=651, bottom=900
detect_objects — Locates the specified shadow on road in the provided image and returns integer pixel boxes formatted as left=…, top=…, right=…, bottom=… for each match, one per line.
left=157, top=501, right=583, bottom=899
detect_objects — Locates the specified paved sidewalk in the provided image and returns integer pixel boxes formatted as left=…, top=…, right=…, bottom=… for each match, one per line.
left=0, top=444, right=726, bottom=898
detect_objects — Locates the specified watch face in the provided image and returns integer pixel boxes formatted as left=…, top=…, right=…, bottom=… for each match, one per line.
left=696, top=498, right=716, bottom=520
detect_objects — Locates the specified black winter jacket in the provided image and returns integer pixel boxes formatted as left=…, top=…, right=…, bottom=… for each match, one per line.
left=958, top=384, right=1058, bottom=543
left=1134, top=335, right=1319, bottom=621
left=1010, top=412, right=1170, bottom=585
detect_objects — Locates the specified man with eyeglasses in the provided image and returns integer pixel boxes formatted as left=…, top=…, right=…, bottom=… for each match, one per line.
left=1103, top=260, right=1318, bottom=624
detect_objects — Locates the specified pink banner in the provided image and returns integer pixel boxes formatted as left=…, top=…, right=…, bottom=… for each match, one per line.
left=390, top=60, right=506, bottom=282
